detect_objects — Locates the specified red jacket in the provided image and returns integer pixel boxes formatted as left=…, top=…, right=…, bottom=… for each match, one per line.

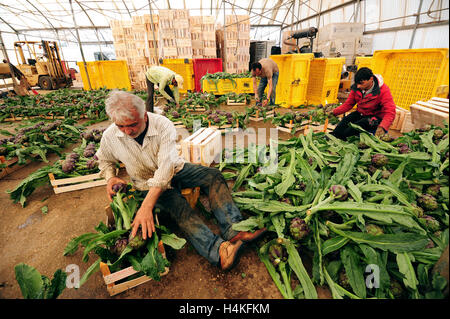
left=332, top=74, right=396, bottom=131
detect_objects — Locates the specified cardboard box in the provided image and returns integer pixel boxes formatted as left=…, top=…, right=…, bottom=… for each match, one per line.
left=181, top=128, right=222, bottom=166
left=356, top=36, right=373, bottom=55
left=318, top=23, right=364, bottom=42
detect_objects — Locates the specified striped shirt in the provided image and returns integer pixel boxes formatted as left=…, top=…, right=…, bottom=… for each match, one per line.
left=96, top=112, right=185, bottom=191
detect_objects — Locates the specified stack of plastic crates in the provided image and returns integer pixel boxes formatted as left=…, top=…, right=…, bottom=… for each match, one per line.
left=269, top=53, right=315, bottom=107
left=306, top=57, right=345, bottom=105
left=371, top=49, right=449, bottom=110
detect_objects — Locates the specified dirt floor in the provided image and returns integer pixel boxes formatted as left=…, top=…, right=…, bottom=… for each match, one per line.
left=0, top=92, right=402, bottom=299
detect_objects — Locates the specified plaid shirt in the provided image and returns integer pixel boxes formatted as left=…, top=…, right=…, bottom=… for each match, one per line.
left=96, top=112, right=185, bottom=191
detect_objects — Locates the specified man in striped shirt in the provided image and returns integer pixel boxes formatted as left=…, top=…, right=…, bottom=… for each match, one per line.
left=96, top=90, right=266, bottom=270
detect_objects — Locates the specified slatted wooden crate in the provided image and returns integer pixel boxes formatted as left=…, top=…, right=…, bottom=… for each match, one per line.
left=249, top=110, right=275, bottom=122
left=410, top=97, right=449, bottom=129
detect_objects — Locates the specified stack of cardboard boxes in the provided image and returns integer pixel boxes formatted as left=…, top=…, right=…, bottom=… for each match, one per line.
left=317, top=23, right=373, bottom=66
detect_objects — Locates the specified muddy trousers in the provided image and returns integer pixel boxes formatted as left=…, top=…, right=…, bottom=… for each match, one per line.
left=331, top=111, right=381, bottom=141
left=152, top=163, right=243, bottom=266
left=145, top=78, right=175, bottom=113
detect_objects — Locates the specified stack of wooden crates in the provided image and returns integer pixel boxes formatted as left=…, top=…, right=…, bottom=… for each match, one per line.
left=159, top=9, right=193, bottom=59
left=217, top=15, right=250, bottom=73
left=110, top=15, right=160, bottom=90
left=189, top=16, right=217, bottom=59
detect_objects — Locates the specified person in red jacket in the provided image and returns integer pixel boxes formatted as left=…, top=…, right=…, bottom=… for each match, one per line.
left=329, top=67, right=396, bottom=140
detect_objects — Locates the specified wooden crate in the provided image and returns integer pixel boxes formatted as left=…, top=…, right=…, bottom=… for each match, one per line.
left=0, top=154, right=39, bottom=179
left=410, top=97, right=449, bottom=129
left=181, top=127, right=222, bottom=166
left=186, top=105, right=206, bottom=112
left=48, top=172, right=108, bottom=194
left=226, top=98, right=247, bottom=106
left=249, top=110, right=274, bottom=122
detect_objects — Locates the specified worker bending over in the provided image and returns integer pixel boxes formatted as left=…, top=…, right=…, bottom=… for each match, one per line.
left=145, top=65, right=184, bottom=112
left=251, top=58, right=279, bottom=107
left=329, top=67, right=396, bottom=140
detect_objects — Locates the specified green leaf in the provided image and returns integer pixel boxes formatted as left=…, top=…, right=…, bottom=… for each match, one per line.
left=396, top=253, right=419, bottom=294
left=271, top=214, right=286, bottom=238
left=285, top=240, right=318, bottom=299
left=14, top=263, right=44, bottom=299
left=322, top=236, right=350, bottom=256
left=328, top=226, right=429, bottom=253
left=258, top=242, right=290, bottom=299
left=161, top=233, right=186, bottom=250
left=63, top=233, right=101, bottom=256
left=47, top=269, right=67, bottom=299
left=41, top=206, right=48, bottom=214
left=341, top=246, right=366, bottom=298
left=79, top=258, right=101, bottom=287
left=274, top=149, right=296, bottom=197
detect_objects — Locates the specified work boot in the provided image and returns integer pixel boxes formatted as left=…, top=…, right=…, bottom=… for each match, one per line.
left=219, top=240, right=244, bottom=271
left=229, top=227, right=267, bottom=244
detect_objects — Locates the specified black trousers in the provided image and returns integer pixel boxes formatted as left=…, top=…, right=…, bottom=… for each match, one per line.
left=331, top=111, right=381, bottom=141
left=145, top=78, right=175, bottom=113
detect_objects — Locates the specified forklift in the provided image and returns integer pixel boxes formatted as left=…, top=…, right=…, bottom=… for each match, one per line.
left=13, top=40, right=72, bottom=90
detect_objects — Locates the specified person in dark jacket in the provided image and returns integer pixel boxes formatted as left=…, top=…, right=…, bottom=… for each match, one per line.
left=329, top=67, right=396, bottom=140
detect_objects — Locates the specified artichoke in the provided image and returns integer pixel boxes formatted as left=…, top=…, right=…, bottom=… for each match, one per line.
left=411, top=204, right=424, bottom=218
left=368, top=165, right=378, bottom=175
left=417, top=194, right=438, bottom=211
left=112, top=183, right=127, bottom=193
left=433, top=129, right=444, bottom=139
left=411, top=139, right=420, bottom=145
left=371, top=154, right=389, bottom=167
left=420, top=215, right=440, bottom=232
left=86, top=159, right=97, bottom=170
left=381, top=170, right=391, bottom=179
left=171, top=111, right=180, bottom=118
left=112, top=238, right=129, bottom=255
left=365, top=224, right=384, bottom=236
left=358, top=142, right=369, bottom=149
left=425, top=184, right=440, bottom=197
left=398, top=145, right=411, bottom=154
left=268, top=243, right=287, bottom=267
left=381, top=134, right=395, bottom=142
left=61, top=160, right=76, bottom=173
left=339, top=270, right=351, bottom=290
left=329, top=185, right=348, bottom=201
left=289, top=217, right=310, bottom=240
left=128, top=230, right=146, bottom=250
left=390, top=280, right=405, bottom=299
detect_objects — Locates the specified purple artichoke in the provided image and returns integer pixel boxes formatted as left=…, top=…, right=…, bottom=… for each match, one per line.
left=289, top=217, right=310, bottom=240
left=358, top=142, right=369, bottom=149
left=420, top=215, right=440, bottom=232
left=112, top=183, right=127, bottom=193
left=268, top=243, right=288, bottom=267
left=329, top=185, right=348, bottom=201
left=425, top=184, right=440, bottom=197
left=172, top=111, right=180, bottom=119
left=86, top=159, right=97, bottom=170
left=112, top=238, right=129, bottom=255
left=371, top=154, right=389, bottom=167
left=381, top=134, right=395, bottom=142
left=339, top=270, right=351, bottom=290
left=62, top=160, right=76, bottom=173
left=417, top=194, right=438, bottom=211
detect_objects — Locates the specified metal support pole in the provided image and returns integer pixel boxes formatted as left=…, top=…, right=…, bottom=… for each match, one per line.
left=0, top=30, right=21, bottom=92
left=223, top=0, right=227, bottom=71
left=409, top=0, right=424, bottom=49
left=148, top=0, right=159, bottom=65
left=69, top=0, right=92, bottom=90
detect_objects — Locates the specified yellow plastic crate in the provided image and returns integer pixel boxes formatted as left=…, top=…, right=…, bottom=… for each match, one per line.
left=160, top=58, right=195, bottom=93
left=372, top=49, right=449, bottom=110
left=236, top=78, right=254, bottom=94
left=355, top=56, right=374, bottom=70
left=77, top=60, right=131, bottom=91
left=201, top=78, right=238, bottom=94
left=269, top=53, right=315, bottom=107
left=306, top=57, right=345, bottom=105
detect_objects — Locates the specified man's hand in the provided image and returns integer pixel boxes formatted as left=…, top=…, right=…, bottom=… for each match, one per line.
left=375, top=126, right=386, bottom=137
left=106, top=176, right=127, bottom=201
left=176, top=102, right=180, bottom=108
left=262, top=99, right=269, bottom=107
left=131, top=204, right=155, bottom=240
